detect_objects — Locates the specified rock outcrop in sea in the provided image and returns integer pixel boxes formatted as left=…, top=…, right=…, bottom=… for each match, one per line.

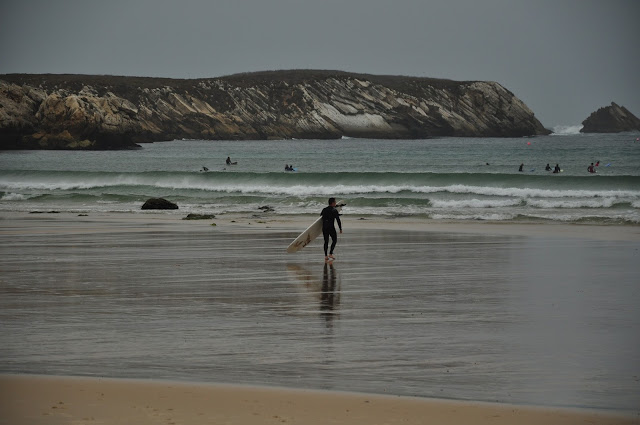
left=141, top=198, right=178, bottom=210
left=1, top=70, right=550, bottom=149
left=580, top=102, right=640, bottom=133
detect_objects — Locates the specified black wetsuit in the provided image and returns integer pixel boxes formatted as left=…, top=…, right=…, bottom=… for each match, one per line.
left=321, top=206, right=342, bottom=256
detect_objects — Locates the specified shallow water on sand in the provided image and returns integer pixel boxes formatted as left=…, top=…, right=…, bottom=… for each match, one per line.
left=0, top=218, right=639, bottom=412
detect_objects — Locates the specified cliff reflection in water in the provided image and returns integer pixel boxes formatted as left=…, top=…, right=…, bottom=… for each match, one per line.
left=287, top=263, right=340, bottom=327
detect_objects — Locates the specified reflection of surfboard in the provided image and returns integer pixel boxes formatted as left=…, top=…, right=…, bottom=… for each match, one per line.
left=287, top=264, right=322, bottom=293
left=286, top=202, right=344, bottom=253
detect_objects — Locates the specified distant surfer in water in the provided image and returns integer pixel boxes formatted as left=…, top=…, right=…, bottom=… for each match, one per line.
left=587, top=163, right=596, bottom=173
left=553, top=163, right=561, bottom=173
left=321, top=197, right=342, bottom=262
left=226, top=156, right=237, bottom=165
left=545, top=163, right=551, bottom=171
left=519, top=163, right=524, bottom=172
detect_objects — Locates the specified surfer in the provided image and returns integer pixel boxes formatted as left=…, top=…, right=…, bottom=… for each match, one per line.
left=553, top=163, right=561, bottom=173
left=321, top=197, right=342, bottom=261
left=519, top=163, right=524, bottom=172
left=545, top=163, right=551, bottom=171
left=587, top=163, right=596, bottom=173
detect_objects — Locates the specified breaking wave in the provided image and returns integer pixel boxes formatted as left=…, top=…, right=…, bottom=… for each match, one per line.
left=1, top=170, right=639, bottom=222
left=551, top=124, right=583, bottom=135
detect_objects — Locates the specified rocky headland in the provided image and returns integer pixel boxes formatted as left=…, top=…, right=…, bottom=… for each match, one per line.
left=1, top=70, right=550, bottom=150
left=580, top=102, right=640, bottom=133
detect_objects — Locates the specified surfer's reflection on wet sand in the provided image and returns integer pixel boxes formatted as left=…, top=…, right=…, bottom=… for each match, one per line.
left=286, top=263, right=340, bottom=328
left=320, top=262, right=339, bottom=327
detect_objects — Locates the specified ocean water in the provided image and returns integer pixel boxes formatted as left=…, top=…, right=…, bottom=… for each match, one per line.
left=1, top=132, right=639, bottom=223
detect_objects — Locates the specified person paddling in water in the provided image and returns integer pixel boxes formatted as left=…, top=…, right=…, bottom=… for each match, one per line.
left=321, top=197, right=342, bottom=262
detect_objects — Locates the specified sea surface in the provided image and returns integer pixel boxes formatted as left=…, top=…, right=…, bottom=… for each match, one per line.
left=1, top=132, right=640, bottom=222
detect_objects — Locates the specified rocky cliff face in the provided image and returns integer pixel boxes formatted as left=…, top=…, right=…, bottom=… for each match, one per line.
left=1, top=71, right=550, bottom=149
left=580, top=102, right=640, bottom=133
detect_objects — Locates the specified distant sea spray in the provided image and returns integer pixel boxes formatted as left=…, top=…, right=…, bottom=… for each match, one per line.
left=551, top=124, right=584, bottom=135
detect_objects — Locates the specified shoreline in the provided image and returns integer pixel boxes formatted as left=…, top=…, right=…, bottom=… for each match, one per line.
left=1, top=210, right=639, bottom=241
left=1, top=374, right=636, bottom=425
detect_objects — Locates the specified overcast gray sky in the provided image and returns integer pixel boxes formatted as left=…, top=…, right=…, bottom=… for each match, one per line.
left=1, top=0, right=638, bottom=127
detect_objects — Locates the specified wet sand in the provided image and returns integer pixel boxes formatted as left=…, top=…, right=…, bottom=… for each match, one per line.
left=1, top=211, right=639, bottom=421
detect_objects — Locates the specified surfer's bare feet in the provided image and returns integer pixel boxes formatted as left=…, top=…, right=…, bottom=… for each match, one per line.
left=325, top=256, right=329, bottom=261
left=329, top=254, right=335, bottom=259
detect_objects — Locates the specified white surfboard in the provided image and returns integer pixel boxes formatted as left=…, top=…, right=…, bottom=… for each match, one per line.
left=286, top=202, right=345, bottom=253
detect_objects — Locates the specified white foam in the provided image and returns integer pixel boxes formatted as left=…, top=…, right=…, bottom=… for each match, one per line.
left=522, top=212, right=640, bottom=223
left=0, top=192, right=30, bottom=201
left=551, top=124, right=583, bottom=135
left=430, top=198, right=523, bottom=209
left=4, top=175, right=639, bottom=203
left=527, top=198, right=625, bottom=209
left=431, top=184, right=639, bottom=199
left=164, top=182, right=640, bottom=201
left=430, top=213, right=517, bottom=221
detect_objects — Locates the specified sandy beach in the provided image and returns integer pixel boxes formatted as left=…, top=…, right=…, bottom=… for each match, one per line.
left=1, top=211, right=639, bottom=423
left=1, top=374, right=636, bottom=425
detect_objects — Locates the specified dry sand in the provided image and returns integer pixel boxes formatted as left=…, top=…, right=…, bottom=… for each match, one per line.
left=1, top=374, right=636, bottom=425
